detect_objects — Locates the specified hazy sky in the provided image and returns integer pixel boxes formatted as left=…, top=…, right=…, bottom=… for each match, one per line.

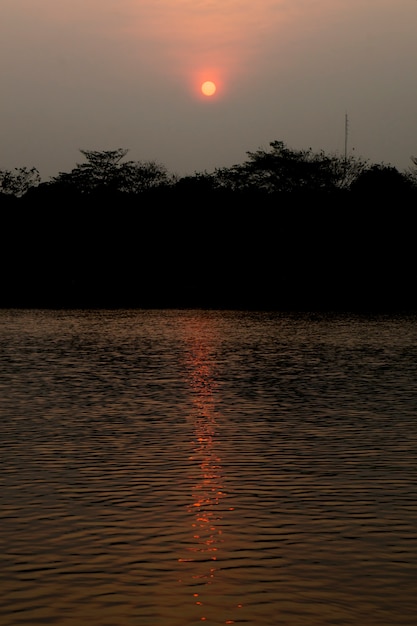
left=2, top=1, right=417, bottom=180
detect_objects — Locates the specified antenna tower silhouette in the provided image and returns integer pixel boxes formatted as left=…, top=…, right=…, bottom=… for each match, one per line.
left=344, top=113, right=349, bottom=163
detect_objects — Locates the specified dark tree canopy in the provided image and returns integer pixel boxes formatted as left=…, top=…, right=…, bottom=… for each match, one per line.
left=1, top=140, right=417, bottom=312
left=1, top=140, right=417, bottom=200
left=0, top=167, right=41, bottom=197
left=206, top=141, right=369, bottom=194
left=350, top=164, right=415, bottom=195
left=51, top=148, right=173, bottom=195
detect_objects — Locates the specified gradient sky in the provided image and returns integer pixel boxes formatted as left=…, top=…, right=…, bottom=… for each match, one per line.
left=2, top=0, right=417, bottom=180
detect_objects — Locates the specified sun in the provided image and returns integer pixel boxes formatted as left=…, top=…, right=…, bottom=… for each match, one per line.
left=201, top=81, right=216, bottom=97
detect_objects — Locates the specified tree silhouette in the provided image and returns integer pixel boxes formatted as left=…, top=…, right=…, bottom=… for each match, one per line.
left=51, top=148, right=173, bottom=195
left=0, top=167, right=41, bottom=197
left=1, top=140, right=416, bottom=201
left=207, top=140, right=369, bottom=194
left=350, top=164, right=415, bottom=196
left=117, top=159, right=174, bottom=194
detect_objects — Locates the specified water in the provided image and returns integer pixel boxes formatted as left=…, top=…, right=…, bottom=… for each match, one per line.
left=1, top=308, right=417, bottom=626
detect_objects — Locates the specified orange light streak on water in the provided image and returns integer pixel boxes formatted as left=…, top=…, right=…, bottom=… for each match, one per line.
left=177, top=316, right=243, bottom=624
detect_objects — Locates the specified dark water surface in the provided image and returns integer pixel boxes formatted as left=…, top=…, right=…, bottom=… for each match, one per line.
left=1, top=308, right=417, bottom=626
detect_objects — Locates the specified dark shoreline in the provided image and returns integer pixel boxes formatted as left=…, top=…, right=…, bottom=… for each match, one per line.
left=2, top=192, right=416, bottom=313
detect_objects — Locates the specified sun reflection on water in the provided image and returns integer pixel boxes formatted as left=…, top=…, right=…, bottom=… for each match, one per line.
left=178, top=317, right=239, bottom=623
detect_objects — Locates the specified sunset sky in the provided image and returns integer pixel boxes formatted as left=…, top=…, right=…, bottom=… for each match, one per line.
left=1, top=0, right=417, bottom=180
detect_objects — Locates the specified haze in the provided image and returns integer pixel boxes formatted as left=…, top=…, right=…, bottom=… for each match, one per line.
left=1, top=0, right=417, bottom=180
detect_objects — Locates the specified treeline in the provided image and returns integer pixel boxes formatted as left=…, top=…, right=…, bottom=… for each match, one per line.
left=1, top=141, right=417, bottom=312
left=1, top=141, right=417, bottom=200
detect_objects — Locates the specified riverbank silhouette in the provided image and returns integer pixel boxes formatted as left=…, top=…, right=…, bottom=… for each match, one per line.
left=1, top=142, right=416, bottom=312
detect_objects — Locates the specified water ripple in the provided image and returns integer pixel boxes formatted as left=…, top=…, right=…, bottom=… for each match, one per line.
left=1, top=309, right=417, bottom=625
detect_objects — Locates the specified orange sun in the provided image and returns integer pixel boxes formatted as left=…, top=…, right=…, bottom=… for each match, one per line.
left=201, top=81, right=216, bottom=97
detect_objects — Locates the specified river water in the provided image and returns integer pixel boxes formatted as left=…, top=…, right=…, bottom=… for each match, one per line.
left=1, top=308, right=417, bottom=626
